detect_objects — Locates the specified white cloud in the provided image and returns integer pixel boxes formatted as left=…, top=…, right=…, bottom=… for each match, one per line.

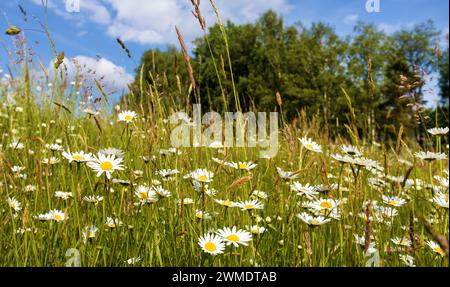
left=378, top=22, right=415, bottom=35
left=343, top=14, right=358, bottom=25
left=48, top=56, right=133, bottom=92
left=30, top=0, right=111, bottom=25
left=30, top=0, right=293, bottom=45
left=82, top=0, right=112, bottom=25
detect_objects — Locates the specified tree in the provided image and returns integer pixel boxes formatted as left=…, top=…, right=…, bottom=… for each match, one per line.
left=125, top=46, right=189, bottom=112
left=124, top=11, right=444, bottom=143
left=347, top=23, right=388, bottom=140
left=438, top=44, right=449, bottom=105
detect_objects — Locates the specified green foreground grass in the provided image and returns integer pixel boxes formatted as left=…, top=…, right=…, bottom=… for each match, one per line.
left=0, top=85, right=448, bottom=267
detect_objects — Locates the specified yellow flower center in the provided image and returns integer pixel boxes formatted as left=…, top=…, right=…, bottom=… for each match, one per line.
left=125, top=115, right=133, bottom=121
left=388, top=200, right=398, bottom=206
left=320, top=202, right=332, bottom=209
left=306, top=143, right=314, bottom=150
left=54, top=215, right=62, bottom=221
left=11, top=203, right=16, bottom=209
left=238, top=163, right=247, bottom=169
left=223, top=200, right=232, bottom=207
left=310, top=219, right=320, bottom=225
left=73, top=155, right=85, bottom=161
left=198, top=175, right=208, bottom=181
left=139, top=192, right=148, bottom=199
left=205, top=242, right=217, bottom=252
left=196, top=213, right=203, bottom=218
left=244, top=204, right=254, bottom=209
left=434, top=247, right=445, bottom=255
left=227, top=234, right=240, bottom=242
left=100, top=161, right=113, bottom=171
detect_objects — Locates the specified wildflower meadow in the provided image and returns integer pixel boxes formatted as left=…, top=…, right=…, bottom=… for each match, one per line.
left=0, top=0, right=448, bottom=267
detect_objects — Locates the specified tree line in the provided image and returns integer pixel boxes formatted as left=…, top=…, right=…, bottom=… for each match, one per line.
left=124, top=11, right=449, bottom=143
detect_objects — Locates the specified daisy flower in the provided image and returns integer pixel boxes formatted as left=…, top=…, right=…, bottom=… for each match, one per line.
left=216, top=226, right=252, bottom=247
left=236, top=200, right=264, bottom=211
left=156, top=169, right=180, bottom=178
left=391, top=237, right=412, bottom=247
left=349, top=157, right=379, bottom=168
left=276, top=167, right=299, bottom=180
left=134, top=185, right=158, bottom=203
left=7, top=197, right=22, bottom=212
left=99, top=147, right=125, bottom=158
left=125, top=257, right=141, bottom=265
left=226, top=161, right=257, bottom=171
left=299, top=137, right=322, bottom=153
left=55, top=191, right=72, bottom=200
left=11, top=166, right=26, bottom=173
left=83, top=195, right=104, bottom=205
left=311, top=206, right=341, bottom=220
left=434, top=175, right=449, bottom=189
left=341, top=145, right=362, bottom=157
left=153, top=185, right=172, bottom=198
left=187, top=169, right=214, bottom=183
left=105, top=217, right=123, bottom=229
left=195, top=210, right=211, bottom=220
left=427, top=127, right=449, bottom=136
left=45, top=143, right=63, bottom=151
left=245, top=225, right=266, bottom=234
left=42, top=157, right=60, bottom=165
left=118, top=110, right=137, bottom=123
left=251, top=190, right=268, bottom=200
left=82, top=225, right=98, bottom=243
left=431, top=192, right=449, bottom=209
left=291, top=182, right=318, bottom=199
left=49, top=209, right=67, bottom=222
left=214, top=199, right=236, bottom=208
left=307, top=198, right=341, bottom=213
left=330, top=153, right=354, bottom=164
left=9, top=140, right=24, bottom=150
left=415, top=151, right=447, bottom=161
left=87, top=153, right=124, bottom=179
left=386, top=175, right=404, bottom=183
left=198, top=233, right=225, bottom=255
left=382, top=195, right=406, bottom=207
left=34, top=213, right=53, bottom=221
left=24, top=185, right=37, bottom=192
left=399, top=254, right=416, bottom=267
left=373, top=206, right=399, bottom=223
left=426, top=240, right=446, bottom=257
left=62, top=150, right=93, bottom=163
left=297, top=212, right=331, bottom=226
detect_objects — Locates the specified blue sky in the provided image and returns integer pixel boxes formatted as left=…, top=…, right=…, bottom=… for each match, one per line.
left=0, top=0, right=448, bottom=105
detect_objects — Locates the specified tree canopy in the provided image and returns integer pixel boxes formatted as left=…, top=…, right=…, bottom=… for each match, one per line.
left=125, top=10, right=448, bottom=142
